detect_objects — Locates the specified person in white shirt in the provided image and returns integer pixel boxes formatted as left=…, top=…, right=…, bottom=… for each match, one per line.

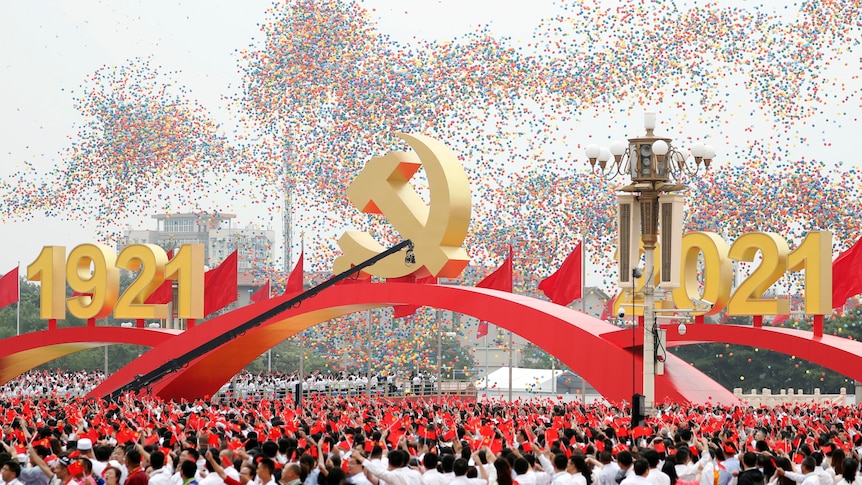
left=777, top=457, right=819, bottom=485
left=147, top=451, right=173, bottom=485
left=419, top=454, right=447, bottom=485
left=781, top=455, right=830, bottom=485
left=514, top=458, right=536, bottom=485
left=598, top=451, right=621, bottom=485
left=3, top=460, right=26, bottom=485
left=170, top=449, right=205, bottom=485
left=450, top=456, right=488, bottom=485
left=356, top=449, right=422, bottom=485
left=621, top=460, right=652, bottom=485
left=256, top=458, right=277, bottom=485
left=198, top=449, right=226, bottom=485
left=218, top=450, right=240, bottom=483
left=834, top=457, right=860, bottom=485
left=541, top=453, right=573, bottom=485
left=643, top=450, right=670, bottom=485
left=346, top=457, right=373, bottom=485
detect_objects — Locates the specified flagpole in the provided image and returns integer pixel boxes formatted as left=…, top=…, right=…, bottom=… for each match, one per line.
left=484, top=332, right=488, bottom=396
left=16, top=262, right=21, bottom=336
left=436, top=308, right=442, bottom=399
left=267, top=272, right=273, bottom=375
left=297, top=233, right=305, bottom=408
left=367, top=307, right=373, bottom=400
left=508, top=330, right=513, bottom=402
left=580, top=239, right=586, bottom=314
left=509, top=246, right=514, bottom=402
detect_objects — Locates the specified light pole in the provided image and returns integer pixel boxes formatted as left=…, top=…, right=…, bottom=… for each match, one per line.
left=585, top=111, right=714, bottom=409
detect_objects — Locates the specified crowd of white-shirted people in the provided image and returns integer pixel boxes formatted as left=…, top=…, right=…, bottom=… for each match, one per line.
left=0, top=370, right=440, bottom=401
left=2, top=369, right=862, bottom=485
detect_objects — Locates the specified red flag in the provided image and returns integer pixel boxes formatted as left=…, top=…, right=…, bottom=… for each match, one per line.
left=389, top=274, right=437, bottom=318
left=833, top=237, right=862, bottom=308
left=538, top=242, right=583, bottom=306
left=476, top=247, right=513, bottom=292
left=475, top=249, right=510, bottom=337
left=600, top=292, right=619, bottom=321
left=250, top=280, right=271, bottom=304
left=772, top=314, right=790, bottom=325
left=0, top=267, right=18, bottom=309
left=285, top=251, right=304, bottom=294
left=145, top=280, right=173, bottom=304
left=144, top=250, right=174, bottom=305
left=204, top=251, right=238, bottom=316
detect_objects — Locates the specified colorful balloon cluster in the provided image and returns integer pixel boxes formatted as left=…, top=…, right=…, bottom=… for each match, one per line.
left=1, top=0, right=860, bottom=373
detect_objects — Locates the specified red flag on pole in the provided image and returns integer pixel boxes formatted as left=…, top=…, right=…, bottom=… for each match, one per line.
left=538, top=242, right=583, bottom=306
left=0, top=267, right=18, bottom=309
left=772, top=314, right=790, bottom=325
left=145, top=249, right=175, bottom=304
left=284, top=251, right=304, bottom=294
left=250, top=280, right=271, bottom=304
left=600, top=292, right=618, bottom=321
left=475, top=247, right=512, bottom=337
left=832, top=237, right=862, bottom=309
left=476, top=246, right=513, bottom=292
left=145, top=280, right=173, bottom=304
left=388, top=274, right=437, bottom=318
left=203, top=251, right=238, bottom=316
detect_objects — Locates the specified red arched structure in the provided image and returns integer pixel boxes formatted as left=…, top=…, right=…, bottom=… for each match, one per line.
left=87, top=282, right=739, bottom=404
left=0, top=327, right=181, bottom=385
left=603, top=322, right=862, bottom=382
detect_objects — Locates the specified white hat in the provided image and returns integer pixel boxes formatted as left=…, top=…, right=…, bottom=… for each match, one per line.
left=77, top=438, right=93, bottom=451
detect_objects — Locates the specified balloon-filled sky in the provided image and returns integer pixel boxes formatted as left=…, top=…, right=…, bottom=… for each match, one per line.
left=1, top=0, right=861, bottom=374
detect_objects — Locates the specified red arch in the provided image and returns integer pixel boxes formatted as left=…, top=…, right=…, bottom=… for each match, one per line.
left=88, top=283, right=739, bottom=404
left=603, top=323, right=862, bottom=383
left=0, top=327, right=181, bottom=385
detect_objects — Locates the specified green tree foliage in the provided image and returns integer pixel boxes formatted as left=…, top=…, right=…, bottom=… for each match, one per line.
left=672, top=308, right=862, bottom=393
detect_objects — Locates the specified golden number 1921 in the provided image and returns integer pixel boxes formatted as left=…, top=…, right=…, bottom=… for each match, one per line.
left=26, top=243, right=204, bottom=321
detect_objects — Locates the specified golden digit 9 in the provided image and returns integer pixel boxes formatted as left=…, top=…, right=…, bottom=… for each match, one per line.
left=27, top=243, right=204, bottom=321
left=66, top=243, right=120, bottom=319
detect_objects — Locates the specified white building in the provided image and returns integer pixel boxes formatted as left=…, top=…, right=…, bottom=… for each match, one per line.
left=119, top=213, right=276, bottom=315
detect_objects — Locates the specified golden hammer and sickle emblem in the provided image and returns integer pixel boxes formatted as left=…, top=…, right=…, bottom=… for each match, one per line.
left=333, top=133, right=471, bottom=279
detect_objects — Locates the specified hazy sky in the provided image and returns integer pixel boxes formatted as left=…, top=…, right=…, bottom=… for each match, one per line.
left=1, top=0, right=858, bottom=280
left=0, top=0, right=566, bottom=275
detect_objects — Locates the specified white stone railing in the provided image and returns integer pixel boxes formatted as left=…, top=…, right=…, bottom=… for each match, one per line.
left=733, top=387, right=848, bottom=406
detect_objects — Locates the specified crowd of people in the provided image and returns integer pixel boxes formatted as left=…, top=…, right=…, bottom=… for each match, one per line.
left=0, top=371, right=441, bottom=401
left=1, top=375, right=862, bottom=485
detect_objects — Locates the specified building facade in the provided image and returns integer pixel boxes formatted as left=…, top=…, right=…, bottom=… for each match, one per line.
left=119, top=213, right=276, bottom=316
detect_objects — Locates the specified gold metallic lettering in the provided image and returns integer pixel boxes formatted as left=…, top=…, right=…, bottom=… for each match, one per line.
left=671, top=232, right=732, bottom=316
left=114, top=244, right=169, bottom=319
left=334, top=133, right=471, bottom=278
left=27, top=246, right=66, bottom=319
left=726, top=232, right=790, bottom=316
left=66, top=244, right=119, bottom=320
left=166, top=244, right=204, bottom=319
left=787, top=231, right=832, bottom=315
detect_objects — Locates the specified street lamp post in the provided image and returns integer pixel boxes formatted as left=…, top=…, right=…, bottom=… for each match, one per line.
left=585, top=111, right=714, bottom=409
